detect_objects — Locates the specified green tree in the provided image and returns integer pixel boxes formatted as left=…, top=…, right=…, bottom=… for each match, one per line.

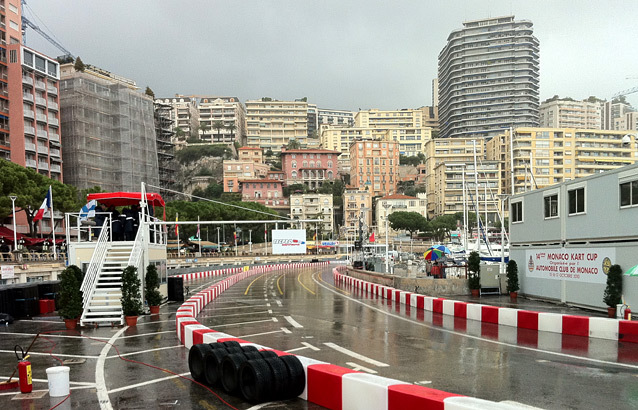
left=121, top=266, right=143, bottom=317
left=286, top=139, right=301, bottom=150
left=388, top=211, right=428, bottom=237
left=467, top=251, right=481, bottom=290
left=603, top=264, right=623, bottom=308
left=145, top=264, right=162, bottom=307
left=265, top=149, right=274, bottom=157
left=506, top=260, right=519, bottom=293
left=399, top=155, right=421, bottom=166
left=174, top=127, right=186, bottom=140
left=58, top=265, right=83, bottom=319
left=144, top=86, right=155, bottom=99
left=227, top=123, right=237, bottom=139
left=212, top=120, right=224, bottom=142
left=175, top=144, right=232, bottom=164
left=74, top=56, right=86, bottom=72
left=199, top=122, right=210, bottom=140
left=283, top=183, right=307, bottom=197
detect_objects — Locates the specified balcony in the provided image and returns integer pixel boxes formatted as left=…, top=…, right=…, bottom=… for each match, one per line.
left=37, top=129, right=48, bottom=139
left=47, top=85, right=57, bottom=94
left=23, top=92, right=34, bottom=101
left=49, top=132, right=60, bottom=142
left=25, top=159, right=36, bottom=168
left=23, top=77, right=33, bottom=86
left=35, top=80, right=46, bottom=89
left=50, top=148, right=60, bottom=157
left=35, top=97, right=47, bottom=106
left=37, top=146, right=48, bottom=155
left=50, top=164, right=61, bottom=173
left=38, top=162, right=49, bottom=171
left=48, top=101, right=58, bottom=110
left=48, top=117, right=59, bottom=126
left=25, top=142, right=36, bottom=152
left=36, top=113, right=47, bottom=122
left=24, top=125, right=35, bottom=135
left=24, top=110, right=35, bottom=119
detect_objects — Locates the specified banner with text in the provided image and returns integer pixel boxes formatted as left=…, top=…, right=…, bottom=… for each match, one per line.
left=525, top=248, right=615, bottom=284
left=272, top=229, right=307, bottom=255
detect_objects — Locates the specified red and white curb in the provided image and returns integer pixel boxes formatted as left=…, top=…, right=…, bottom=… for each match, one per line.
left=176, top=262, right=539, bottom=410
left=333, top=267, right=638, bottom=345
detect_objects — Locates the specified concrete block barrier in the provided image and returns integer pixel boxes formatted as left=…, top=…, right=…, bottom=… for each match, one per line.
left=341, top=373, right=404, bottom=410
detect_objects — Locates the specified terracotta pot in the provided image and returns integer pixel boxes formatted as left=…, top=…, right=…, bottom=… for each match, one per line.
left=64, top=318, right=77, bottom=330
left=509, top=291, right=518, bottom=300
left=471, top=289, right=480, bottom=297
left=149, top=306, right=160, bottom=315
left=125, top=315, right=138, bottom=326
left=607, top=307, right=617, bottom=318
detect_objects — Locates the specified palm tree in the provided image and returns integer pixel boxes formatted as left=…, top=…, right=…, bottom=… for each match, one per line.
left=287, top=139, right=301, bottom=150
left=199, top=122, right=210, bottom=142
left=174, top=127, right=185, bottom=141
left=212, top=120, right=224, bottom=143
left=225, top=122, right=237, bottom=142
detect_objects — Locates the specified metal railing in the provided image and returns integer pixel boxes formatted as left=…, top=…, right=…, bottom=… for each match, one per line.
left=127, top=223, right=144, bottom=270
left=80, top=220, right=110, bottom=308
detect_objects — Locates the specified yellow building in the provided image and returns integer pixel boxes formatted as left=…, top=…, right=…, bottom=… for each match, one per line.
left=487, top=128, right=638, bottom=195
left=353, top=108, right=431, bottom=156
left=290, top=193, right=334, bottom=236
left=342, top=187, right=372, bottom=238
left=320, top=126, right=388, bottom=171
left=245, top=99, right=309, bottom=154
left=349, top=140, right=400, bottom=198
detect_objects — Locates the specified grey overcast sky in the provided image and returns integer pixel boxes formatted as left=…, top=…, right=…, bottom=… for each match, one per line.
left=25, top=0, right=638, bottom=110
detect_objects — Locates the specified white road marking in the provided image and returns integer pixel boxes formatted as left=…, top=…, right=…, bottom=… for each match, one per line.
left=285, top=346, right=308, bottom=353
left=209, top=310, right=269, bottom=318
left=284, top=316, right=303, bottom=328
left=272, top=317, right=278, bottom=322
left=0, top=376, right=95, bottom=386
left=247, top=402, right=278, bottom=410
left=107, top=372, right=190, bottom=394
left=313, top=275, right=638, bottom=371
left=268, top=309, right=273, bottom=314
left=266, top=303, right=271, bottom=307
left=0, top=332, right=109, bottom=340
left=214, top=319, right=276, bottom=328
left=117, top=330, right=174, bottom=339
left=96, top=326, right=128, bottom=409
left=0, top=350, right=97, bottom=359
left=276, top=300, right=283, bottom=307
left=210, top=304, right=270, bottom=310
left=346, top=362, right=377, bottom=374
left=237, top=330, right=285, bottom=338
left=264, top=298, right=268, bottom=301
left=0, top=385, right=95, bottom=397
left=324, top=342, right=389, bottom=367
left=106, top=345, right=182, bottom=359
left=301, top=342, right=320, bottom=351
left=280, top=327, right=292, bottom=334
left=416, top=380, right=432, bottom=385
left=27, top=320, right=65, bottom=324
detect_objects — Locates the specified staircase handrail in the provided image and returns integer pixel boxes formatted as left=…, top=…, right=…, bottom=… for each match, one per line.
left=127, top=221, right=145, bottom=270
left=81, top=220, right=111, bottom=307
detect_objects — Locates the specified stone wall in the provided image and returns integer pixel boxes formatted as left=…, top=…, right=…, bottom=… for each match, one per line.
left=346, top=268, right=469, bottom=297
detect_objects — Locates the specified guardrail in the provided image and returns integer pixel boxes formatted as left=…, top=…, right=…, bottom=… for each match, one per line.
left=80, top=220, right=110, bottom=307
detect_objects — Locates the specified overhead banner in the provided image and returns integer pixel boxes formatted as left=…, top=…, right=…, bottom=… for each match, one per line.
left=272, top=229, right=307, bottom=255
left=525, top=248, right=615, bottom=284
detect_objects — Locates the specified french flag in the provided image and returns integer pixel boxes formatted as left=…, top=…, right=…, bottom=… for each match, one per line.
left=33, top=186, right=52, bottom=222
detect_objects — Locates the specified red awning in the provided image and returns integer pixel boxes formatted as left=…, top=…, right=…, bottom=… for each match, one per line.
left=0, top=226, right=27, bottom=243
left=87, top=192, right=165, bottom=207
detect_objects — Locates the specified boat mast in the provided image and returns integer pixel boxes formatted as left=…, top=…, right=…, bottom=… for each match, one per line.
left=473, top=140, right=480, bottom=252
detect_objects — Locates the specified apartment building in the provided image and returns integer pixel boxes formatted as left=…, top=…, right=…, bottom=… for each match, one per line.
left=420, top=105, right=439, bottom=131
left=487, top=127, right=638, bottom=195
left=8, top=45, right=61, bottom=181
left=342, top=187, right=372, bottom=238
left=318, top=108, right=355, bottom=127
left=222, top=160, right=269, bottom=193
left=354, top=108, right=431, bottom=156
left=280, top=148, right=340, bottom=189
left=376, top=194, right=427, bottom=237
left=349, top=140, right=400, bottom=198
left=238, top=146, right=264, bottom=164
left=602, top=101, right=635, bottom=130
left=290, top=193, right=334, bottom=235
left=240, top=179, right=287, bottom=210
left=0, top=0, right=22, bottom=161
left=438, top=16, right=540, bottom=139
left=539, top=99, right=602, bottom=129
left=613, top=111, right=638, bottom=131
left=245, top=99, right=309, bottom=154
left=155, top=96, right=199, bottom=139
left=429, top=161, right=501, bottom=222
left=198, top=96, right=245, bottom=144
left=320, top=126, right=388, bottom=171
left=60, top=63, right=159, bottom=191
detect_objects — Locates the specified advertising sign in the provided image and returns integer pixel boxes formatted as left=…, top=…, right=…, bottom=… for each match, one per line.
left=1, top=265, right=15, bottom=279
left=272, top=229, right=307, bottom=255
left=321, top=241, right=339, bottom=247
left=525, top=248, right=615, bottom=284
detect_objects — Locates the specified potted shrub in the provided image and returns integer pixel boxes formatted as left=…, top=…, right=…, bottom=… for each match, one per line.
left=121, top=266, right=143, bottom=326
left=145, top=264, right=163, bottom=315
left=506, top=260, right=520, bottom=299
left=467, top=251, right=481, bottom=297
left=58, top=265, right=83, bottom=329
left=603, top=264, right=623, bottom=318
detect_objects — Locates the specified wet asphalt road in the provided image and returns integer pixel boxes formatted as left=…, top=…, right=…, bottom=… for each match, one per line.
left=1, top=263, right=638, bottom=409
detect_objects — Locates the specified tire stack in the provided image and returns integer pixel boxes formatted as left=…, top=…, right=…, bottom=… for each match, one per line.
left=188, top=341, right=305, bottom=404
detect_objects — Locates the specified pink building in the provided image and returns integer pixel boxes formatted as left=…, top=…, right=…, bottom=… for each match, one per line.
left=267, top=170, right=285, bottom=182
left=240, top=179, right=288, bottom=210
left=238, top=146, right=263, bottom=164
left=281, top=148, right=340, bottom=189
left=223, top=160, right=269, bottom=192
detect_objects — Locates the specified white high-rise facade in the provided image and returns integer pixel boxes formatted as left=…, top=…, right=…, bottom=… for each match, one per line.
left=438, top=16, right=540, bottom=140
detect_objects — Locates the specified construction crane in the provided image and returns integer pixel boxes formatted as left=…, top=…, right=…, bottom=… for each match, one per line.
left=21, top=0, right=74, bottom=60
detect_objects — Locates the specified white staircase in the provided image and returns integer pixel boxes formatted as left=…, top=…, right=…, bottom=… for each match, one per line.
left=80, top=242, right=133, bottom=326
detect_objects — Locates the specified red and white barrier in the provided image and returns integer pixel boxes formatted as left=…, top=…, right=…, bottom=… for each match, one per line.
left=332, top=268, right=638, bottom=344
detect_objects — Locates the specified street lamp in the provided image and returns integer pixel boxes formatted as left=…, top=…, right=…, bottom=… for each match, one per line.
left=216, top=227, right=221, bottom=253
left=496, top=193, right=508, bottom=279
left=383, top=202, right=393, bottom=274
left=9, top=195, right=17, bottom=253
left=249, top=229, right=253, bottom=254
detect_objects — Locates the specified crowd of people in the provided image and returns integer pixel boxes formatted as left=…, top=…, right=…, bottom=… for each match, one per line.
left=93, top=204, right=142, bottom=241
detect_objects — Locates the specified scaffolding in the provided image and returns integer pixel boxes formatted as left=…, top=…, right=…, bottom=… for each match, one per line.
left=60, top=64, right=159, bottom=191
left=154, top=101, right=177, bottom=198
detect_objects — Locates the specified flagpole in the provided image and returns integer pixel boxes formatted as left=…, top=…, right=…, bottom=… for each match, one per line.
left=197, top=216, right=201, bottom=255
left=176, top=213, right=180, bottom=257
left=49, top=186, right=57, bottom=260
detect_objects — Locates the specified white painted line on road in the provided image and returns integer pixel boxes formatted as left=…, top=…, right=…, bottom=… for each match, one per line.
left=212, top=304, right=270, bottom=310
left=117, top=330, right=174, bottom=339
left=314, top=275, right=638, bottom=371
left=211, top=310, right=269, bottom=318
left=324, top=342, right=389, bottom=367
left=214, top=318, right=276, bottom=328
left=107, top=372, right=191, bottom=394
left=276, top=300, right=283, bottom=307
left=96, top=326, right=128, bottom=410
left=0, top=332, right=109, bottom=340
left=301, top=342, right=320, bottom=351
left=264, top=298, right=268, bottom=301
left=272, top=317, right=278, bottom=322
left=416, top=380, right=432, bottom=385
left=268, top=309, right=273, bottom=314
left=237, top=330, right=285, bottom=338
left=281, top=327, right=292, bottom=334
left=0, top=350, right=97, bottom=359
left=266, top=303, right=271, bottom=307
left=0, top=385, right=95, bottom=397
left=0, top=376, right=95, bottom=386
left=28, top=320, right=65, bottom=324
left=284, top=316, right=303, bottom=328
left=346, top=362, right=377, bottom=374
left=247, top=402, right=277, bottom=410
left=106, top=345, right=182, bottom=359
left=285, top=346, right=308, bottom=353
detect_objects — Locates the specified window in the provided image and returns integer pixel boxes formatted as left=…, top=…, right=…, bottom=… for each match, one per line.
left=9, top=49, right=16, bottom=64
left=292, top=160, right=296, bottom=168
left=620, top=180, right=638, bottom=207
left=511, top=201, right=523, bottom=223
left=291, top=170, right=297, bottom=179
left=544, top=194, right=558, bottom=218
left=568, top=187, right=585, bottom=215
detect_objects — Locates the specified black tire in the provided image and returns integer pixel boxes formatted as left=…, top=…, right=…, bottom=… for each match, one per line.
left=209, top=342, right=226, bottom=351
left=258, top=350, right=277, bottom=359
left=241, top=345, right=259, bottom=353
left=222, top=340, right=241, bottom=348
left=188, top=344, right=213, bottom=383
left=264, top=357, right=288, bottom=401
left=204, top=348, right=230, bottom=386
left=239, top=359, right=274, bottom=403
left=220, top=353, right=249, bottom=394
left=279, top=355, right=306, bottom=399
left=226, top=346, right=244, bottom=355
left=243, top=351, right=262, bottom=361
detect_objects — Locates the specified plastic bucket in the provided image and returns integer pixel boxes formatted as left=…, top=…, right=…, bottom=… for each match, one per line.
left=46, top=366, right=70, bottom=397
